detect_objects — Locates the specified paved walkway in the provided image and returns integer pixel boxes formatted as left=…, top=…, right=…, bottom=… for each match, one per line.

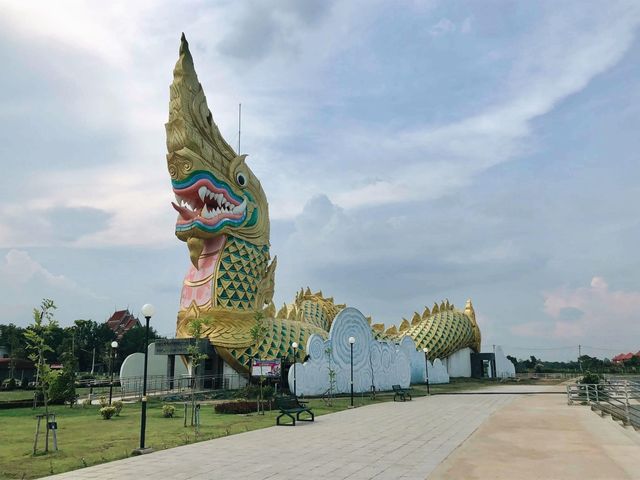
left=430, top=385, right=640, bottom=480
left=44, top=384, right=640, bottom=480
left=45, top=392, right=515, bottom=480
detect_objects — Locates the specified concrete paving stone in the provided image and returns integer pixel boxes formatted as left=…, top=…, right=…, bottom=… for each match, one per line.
left=45, top=384, right=635, bottom=480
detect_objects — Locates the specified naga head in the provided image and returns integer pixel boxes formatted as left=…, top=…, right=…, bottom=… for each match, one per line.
left=165, top=34, right=269, bottom=268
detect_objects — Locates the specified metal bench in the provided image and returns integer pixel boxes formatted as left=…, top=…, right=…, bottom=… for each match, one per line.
left=275, top=395, right=314, bottom=426
left=392, top=384, right=412, bottom=402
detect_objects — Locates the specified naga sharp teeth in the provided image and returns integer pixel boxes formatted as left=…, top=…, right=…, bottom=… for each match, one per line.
left=198, top=187, right=207, bottom=202
left=232, top=199, right=247, bottom=214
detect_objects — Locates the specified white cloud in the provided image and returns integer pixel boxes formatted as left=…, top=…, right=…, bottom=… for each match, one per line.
left=429, top=18, right=456, bottom=37
left=511, top=276, right=640, bottom=341
left=0, top=250, right=103, bottom=299
left=334, top=4, right=640, bottom=211
left=2, top=1, right=638, bottom=247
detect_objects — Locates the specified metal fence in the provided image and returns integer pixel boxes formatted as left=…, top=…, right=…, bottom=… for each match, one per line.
left=567, top=380, right=640, bottom=428
left=516, top=372, right=579, bottom=380
left=81, top=373, right=248, bottom=402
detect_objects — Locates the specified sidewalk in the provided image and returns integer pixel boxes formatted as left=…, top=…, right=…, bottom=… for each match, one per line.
left=429, top=385, right=640, bottom=479
left=44, top=392, right=515, bottom=480
left=42, top=384, right=640, bottom=480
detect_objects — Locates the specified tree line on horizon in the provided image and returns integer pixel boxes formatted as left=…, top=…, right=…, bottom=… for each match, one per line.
left=507, top=354, right=640, bottom=374
left=0, top=318, right=163, bottom=376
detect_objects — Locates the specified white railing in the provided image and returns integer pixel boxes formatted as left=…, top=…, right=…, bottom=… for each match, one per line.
left=80, top=373, right=248, bottom=401
left=567, top=380, right=640, bottom=428
left=517, top=372, right=579, bottom=380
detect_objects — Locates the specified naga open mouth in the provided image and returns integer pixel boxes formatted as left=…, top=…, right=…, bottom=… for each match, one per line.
left=172, top=172, right=247, bottom=232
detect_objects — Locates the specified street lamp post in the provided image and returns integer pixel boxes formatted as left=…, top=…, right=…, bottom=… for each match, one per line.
left=137, top=303, right=155, bottom=453
left=108, top=340, right=118, bottom=405
left=291, top=342, right=298, bottom=397
left=349, top=336, right=355, bottom=407
left=423, top=347, right=430, bottom=395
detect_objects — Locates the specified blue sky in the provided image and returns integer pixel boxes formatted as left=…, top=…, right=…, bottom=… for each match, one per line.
left=0, top=0, right=639, bottom=361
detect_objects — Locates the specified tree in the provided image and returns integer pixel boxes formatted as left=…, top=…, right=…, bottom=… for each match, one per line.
left=118, top=324, right=161, bottom=359
left=249, top=311, right=268, bottom=414
left=24, top=299, right=58, bottom=454
left=48, top=350, right=76, bottom=407
left=186, top=318, right=209, bottom=427
left=68, top=319, right=115, bottom=373
left=0, top=323, right=27, bottom=381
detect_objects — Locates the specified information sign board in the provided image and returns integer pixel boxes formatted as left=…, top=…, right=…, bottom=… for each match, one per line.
left=251, top=359, right=281, bottom=378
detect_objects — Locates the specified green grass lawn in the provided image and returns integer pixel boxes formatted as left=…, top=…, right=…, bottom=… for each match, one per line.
left=0, top=390, right=35, bottom=402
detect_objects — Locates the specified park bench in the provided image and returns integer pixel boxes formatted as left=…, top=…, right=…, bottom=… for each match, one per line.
left=392, top=384, right=412, bottom=402
left=275, top=395, right=314, bottom=426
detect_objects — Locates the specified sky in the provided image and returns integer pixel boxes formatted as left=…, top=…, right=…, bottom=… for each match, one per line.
left=0, top=0, right=639, bottom=361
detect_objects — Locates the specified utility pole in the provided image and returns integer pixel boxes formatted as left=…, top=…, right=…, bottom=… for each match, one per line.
left=578, top=344, right=582, bottom=372
left=238, top=103, right=242, bottom=153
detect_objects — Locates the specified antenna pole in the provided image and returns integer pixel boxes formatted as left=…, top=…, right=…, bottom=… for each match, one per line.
left=238, top=103, right=242, bottom=153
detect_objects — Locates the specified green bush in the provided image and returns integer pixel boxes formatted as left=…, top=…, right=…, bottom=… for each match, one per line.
left=262, top=385, right=275, bottom=399
left=162, top=404, right=176, bottom=418
left=112, top=400, right=123, bottom=416
left=579, top=371, right=601, bottom=385
left=233, top=385, right=258, bottom=399
left=214, top=400, right=274, bottom=414
left=1, top=378, right=17, bottom=391
left=98, top=395, right=108, bottom=408
left=99, top=406, right=116, bottom=420
left=48, top=370, right=76, bottom=405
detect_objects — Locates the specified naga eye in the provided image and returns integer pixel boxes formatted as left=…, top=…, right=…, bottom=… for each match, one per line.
left=236, top=172, right=247, bottom=188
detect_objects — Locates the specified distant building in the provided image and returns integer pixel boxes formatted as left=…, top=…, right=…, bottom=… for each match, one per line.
left=0, top=358, right=36, bottom=383
left=612, top=352, right=640, bottom=364
left=105, top=309, right=141, bottom=340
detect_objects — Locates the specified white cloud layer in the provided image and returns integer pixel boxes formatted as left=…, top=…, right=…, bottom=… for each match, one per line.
left=1, top=1, right=639, bottom=358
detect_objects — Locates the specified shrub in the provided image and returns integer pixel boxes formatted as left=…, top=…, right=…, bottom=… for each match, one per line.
left=1, top=378, right=17, bottom=390
left=214, top=401, right=274, bottom=414
left=579, top=371, right=601, bottom=385
left=98, top=395, right=108, bottom=408
left=48, top=370, right=76, bottom=405
left=112, top=400, right=123, bottom=416
left=262, top=385, right=275, bottom=400
left=233, top=385, right=261, bottom=399
left=82, top=398, right=92, bottom=408
left=99, top=406, right=116, bottom=420
left=162, top=404, right=176, bottom=418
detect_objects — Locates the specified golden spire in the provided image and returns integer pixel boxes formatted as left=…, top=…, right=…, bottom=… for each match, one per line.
left=166, top=33, right=237, bottom=167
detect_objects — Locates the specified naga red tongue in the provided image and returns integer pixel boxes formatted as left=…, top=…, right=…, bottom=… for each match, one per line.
left=172, top=202, right=199, bottom=220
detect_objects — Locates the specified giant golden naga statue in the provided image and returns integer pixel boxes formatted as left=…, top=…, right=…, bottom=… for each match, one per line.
left=166, top=35, right=481, bottom=374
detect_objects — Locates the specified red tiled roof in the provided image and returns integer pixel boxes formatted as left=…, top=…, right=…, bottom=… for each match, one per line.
left=105, top=309, right=141, bottom=339
left=612, top=352, right=636, bottom=363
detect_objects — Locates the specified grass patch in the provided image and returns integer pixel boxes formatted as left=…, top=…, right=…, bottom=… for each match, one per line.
left=0, top=390, right=36, bottom=402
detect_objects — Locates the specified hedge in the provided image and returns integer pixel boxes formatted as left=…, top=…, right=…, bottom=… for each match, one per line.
left=214, top=400, right=274, bottom=414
